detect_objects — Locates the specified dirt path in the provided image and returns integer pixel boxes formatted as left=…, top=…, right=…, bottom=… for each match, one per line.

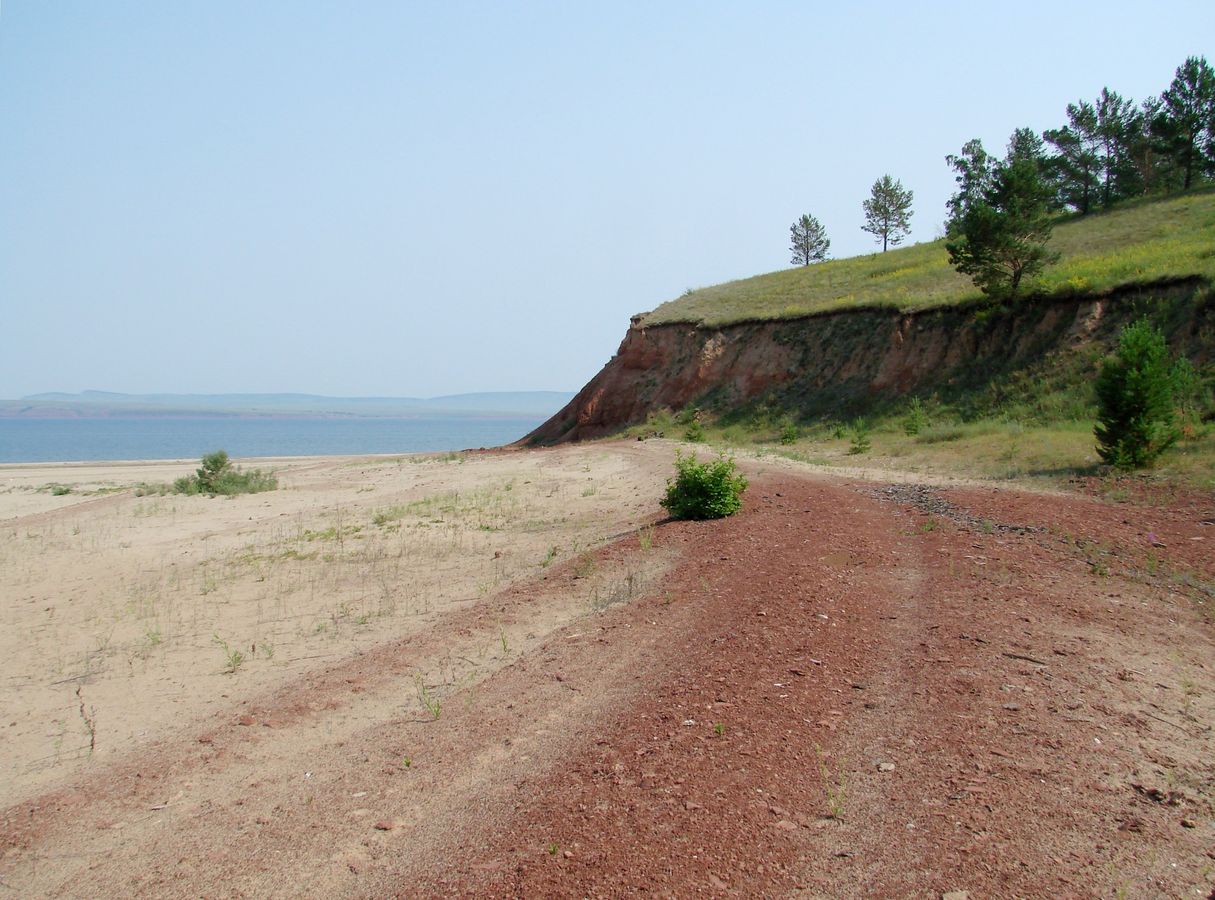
left=2, top=445, right=1212, bottom=897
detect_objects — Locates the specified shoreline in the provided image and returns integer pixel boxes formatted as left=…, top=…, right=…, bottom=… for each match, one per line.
left=0, top=450, right=448, bottom=470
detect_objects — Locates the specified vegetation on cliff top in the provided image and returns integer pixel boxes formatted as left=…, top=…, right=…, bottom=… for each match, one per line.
left=645, top=188, right=1215, bottom=327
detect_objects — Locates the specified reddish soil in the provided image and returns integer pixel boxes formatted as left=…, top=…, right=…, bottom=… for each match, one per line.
left=2, top=451, right=1213, bottom=898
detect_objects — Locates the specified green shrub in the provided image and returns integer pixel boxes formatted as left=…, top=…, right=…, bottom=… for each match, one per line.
left=660, top=451, right=748, bottom=520
left=778, top=419, right=799, bottom=445
left=847, top=419, right=871, bottom=455
left=903, top=397, right=929, bottom=436
left=1095, top=319, right=1181, bottom=469
left=173, top=449, right=278, bottom=497
left=684, top=420, right=706, bottom=442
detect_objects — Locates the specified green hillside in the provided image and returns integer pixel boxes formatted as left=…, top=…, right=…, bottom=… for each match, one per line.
left=645, top=190, right=1215, bottom=327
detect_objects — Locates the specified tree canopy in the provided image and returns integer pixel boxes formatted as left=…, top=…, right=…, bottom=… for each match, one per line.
left=861, top=175, right=913, bottom=252
left=789, top=214, right=830, bottom=266
left=946, top=136, right=1059, bottom=298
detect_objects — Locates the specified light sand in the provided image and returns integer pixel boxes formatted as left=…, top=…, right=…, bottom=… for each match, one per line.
left=0, top=444, right=673, bottom=808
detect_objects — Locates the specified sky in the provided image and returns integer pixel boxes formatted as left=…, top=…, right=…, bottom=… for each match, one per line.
left=1, top=2, right=1211, bottom=398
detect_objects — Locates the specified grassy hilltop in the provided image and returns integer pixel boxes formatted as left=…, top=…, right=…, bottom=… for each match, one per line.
left=645, top=189, right=1215, bottom=327
left=620, top=191, right=1215, bottom=490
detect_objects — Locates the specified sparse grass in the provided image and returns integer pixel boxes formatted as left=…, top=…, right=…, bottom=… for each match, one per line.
left=814, top=743, right=846, bottom=820
left=414, top=673, right=441, bottom=720
left=301, top=524, right=363, bottom=542
left=709, top=414, right=1214, bottom=491
left=212, top=634, right=244, bottom=674
left=645, top=190, right=1215, bottom=326
left=573, top=553, right=598, bottom=579
left=133, top=482, right=171, bottom=497
left=638, top=524, right=654, bottom=551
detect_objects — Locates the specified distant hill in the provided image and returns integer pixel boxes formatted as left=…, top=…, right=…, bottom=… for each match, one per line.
left=0, top=390, right=574, bottom=419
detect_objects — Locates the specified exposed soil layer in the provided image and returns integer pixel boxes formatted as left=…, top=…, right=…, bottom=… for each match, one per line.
left=1, top=444, right=1212, bottom=898
left=525, top=282, right=1212, bottom=443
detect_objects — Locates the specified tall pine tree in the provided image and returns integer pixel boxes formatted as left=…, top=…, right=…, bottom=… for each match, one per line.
left=789, top=214, right=830, bottom=266
left=861, top=175, right=913, bottom=252
left=1044, top=101, right=1101, bottom=213
left=1156, top=56, right=1215, bottom=190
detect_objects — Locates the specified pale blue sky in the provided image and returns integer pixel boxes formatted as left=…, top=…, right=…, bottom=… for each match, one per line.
left=2, top=2, right=1211, bottom=397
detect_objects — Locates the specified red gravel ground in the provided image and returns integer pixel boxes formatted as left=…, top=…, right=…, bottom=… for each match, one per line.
left=2, top=451, right=1213, bottom=898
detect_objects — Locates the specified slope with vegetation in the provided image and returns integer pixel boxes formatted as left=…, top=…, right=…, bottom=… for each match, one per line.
left=525, top=191, right=1214, bottom=484
left=645, top=190, right=1214, bottom=327
left=529, top=56, right=1215, bottom=482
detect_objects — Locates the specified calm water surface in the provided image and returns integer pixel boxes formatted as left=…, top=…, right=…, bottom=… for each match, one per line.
left=0, top=416, right=546, bottom=463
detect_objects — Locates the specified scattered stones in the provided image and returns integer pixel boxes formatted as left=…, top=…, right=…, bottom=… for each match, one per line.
left=866, top=484, right=1042, bottom=535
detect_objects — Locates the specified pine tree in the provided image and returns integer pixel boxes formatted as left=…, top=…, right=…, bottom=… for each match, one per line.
left=1095, top=319, right=1180, bottom=468
left=789, top=214, right=830, bottom=266
left=1094, top=87, right=1139, bottom=205
left=1157, top=55, right=1215, bottom=190
left=946, top=135, right=1059, bottom=298
left=1044, top=101, right=1101, bottom=213
left=861, top=175, right=913, bottom=252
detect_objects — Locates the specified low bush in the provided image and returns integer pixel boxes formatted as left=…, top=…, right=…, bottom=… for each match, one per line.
left=173, top=450, right=278, bottom=497
left=847, top=419, right=872, bottom=455
left=660, top=451, right=748, bottom=520
left=903, top=397, right=929, bottom=436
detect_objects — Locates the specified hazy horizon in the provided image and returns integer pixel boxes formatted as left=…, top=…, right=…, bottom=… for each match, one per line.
left=3, top=2, right=1211, bottom=398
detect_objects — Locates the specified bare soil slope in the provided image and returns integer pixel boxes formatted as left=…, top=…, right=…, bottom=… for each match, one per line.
left=525, top=283, right=1212, bottom=443
left=1, top=442, right=1212, bottom=897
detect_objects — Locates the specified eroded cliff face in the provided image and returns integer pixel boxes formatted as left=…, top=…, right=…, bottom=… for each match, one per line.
left=524, top=283, right=1212, bottom=444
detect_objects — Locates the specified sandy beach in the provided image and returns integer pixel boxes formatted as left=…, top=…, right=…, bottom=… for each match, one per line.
left=0, top=445, right=673, bottom=809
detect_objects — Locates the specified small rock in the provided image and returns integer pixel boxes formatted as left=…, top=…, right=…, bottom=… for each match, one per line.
left=197, top=734, right=214, bottom=744
left=707, top=874, right=728, bottom=891
left=562, top=850, right=573, bottom=859
left=1181, top=818, right=1197, bottom=829
left=943, top=892, right=970, bottom=900
left=237, top=715, right=256, bottom=726
left=774, top=819, right=798, bottom=831
left=877, top=762, right=895, bottom=773
left=374, top=820, right=394, bottom=831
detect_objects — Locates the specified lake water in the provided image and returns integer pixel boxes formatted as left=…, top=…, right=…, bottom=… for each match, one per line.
left=0, top=416, right=547, bottom=464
